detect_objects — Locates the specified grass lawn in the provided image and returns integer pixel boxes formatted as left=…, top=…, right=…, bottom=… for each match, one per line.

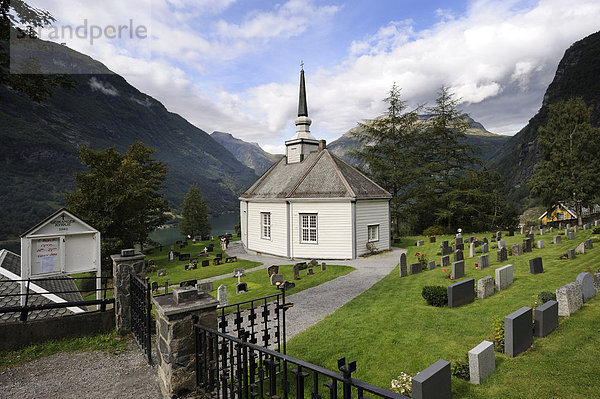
left=143, top=237, right=262, bottom=286
left=207, top=264, right=355, bottom=305
left=287, top=229, right=600, bottom=398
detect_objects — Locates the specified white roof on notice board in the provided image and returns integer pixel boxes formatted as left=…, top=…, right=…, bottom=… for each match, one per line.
left=20, top=208, right=98, bottom=237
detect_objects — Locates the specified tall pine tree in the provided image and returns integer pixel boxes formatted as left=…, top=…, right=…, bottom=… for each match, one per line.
left=179, top=184, right=211, bottom=239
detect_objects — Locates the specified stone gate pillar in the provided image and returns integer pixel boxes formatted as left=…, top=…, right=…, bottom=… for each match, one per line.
left=111, top=249, right=146, bottom=334
left=153, top=285, right=218, bottom=398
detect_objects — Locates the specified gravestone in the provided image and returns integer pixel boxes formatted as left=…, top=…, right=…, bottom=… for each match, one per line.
left=497, top=247, right=507, bottom=262
left=497, top=239, right=506, bottom=250
left=477, top=276, right=494, bottom=299
left=576, top=272, right=595, bottom=302
left=441, top=255, right=450, bottom=268
left=429, top=236, right=436, bottom=243
left=512, top=243, right=523, bottom=256
left=529, top=257, right=543, bottom=274
left=537, top=240, right=544, bottom=249
left=574, top=225, right=579, bottom=233
left=293, top=264, right=300, bottom=280
left=158, top=269, right=168, bottom=277
left=553, top=235, right=562, bottom=244
left=592, top=270, right=600, bottom=293
left=482, top=237, right=488, bottom=245
left=416, top=240, right=425, bottom=246
left=584, top=239, right=593, bottom=250
left=267, top=265, right=279, bottom=276
left=179, top=253, right=190, bottom=261
left=549, top=227, right=554, bottom=233
left=564, top=228, right=569, bottom=236
left=236, top=282, right=248, bottom=294
left=454, top=249, right=464, bottom=262
left=469, top=242, right=475, bottom=258
left=448, top=278, right=475, bottom=308
left=427, top=260, right=436, bottom=270
left=556, top=282, right=583, bottom=316
left=399, top=253, right=407, bottom=277
left=280, top=281, right=295, bottom=290
left=539, top=228, right=545, bottom=235
left=412, top=359, right=451, bottom=399
left=522, top=238, right=532, bottom=253
left=534, top=300, right=558, bottom=338
left=442, top=240, right=449, bottom=248
left=201, top=260, right=209, bottom=267
left=270, top=273, right=284, bottom=286
left=508, top=228, right=514, bottom=236
left=217, top=284, right=228, bottom=307
left=441, top=246, right=453, bottom=256
left=410, top=262, right=422, bottom=275
left=321, top=262, right=326, bottom=271
left=477, top=254, right=489, bottom=269
left=169, top=251, right=174, bottom=262
left=567, top=249, right=575, bottom=259
left=528, top=232, right=535, bottom=241
left=520, top=226, right=525, bottom=234
left=568, top=231, right=575, bottom=240
left=504, top=306, right=533, bottom=357
left=481, top=242, right=488, bottom=253
left=197, top=281, right=213, bottom=293
left=495, top=264, right=513, bottom=291
left=151, top=281, right=159, bottom=293
left=455, top=236, right=464, bottom=250
left=575, top=242, right=585, bottom=254
left=307, top=268, right=314, bottom=275
left=496, top=231, right=502, bottom=241
left=451, top=260, right=465, bottom=280
left=468, top=340, right=495, bottom=385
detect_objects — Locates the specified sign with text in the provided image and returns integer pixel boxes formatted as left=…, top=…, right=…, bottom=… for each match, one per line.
left=31, top=237, right=62, bottom=275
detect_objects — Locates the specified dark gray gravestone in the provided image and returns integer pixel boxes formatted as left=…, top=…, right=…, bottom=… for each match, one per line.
left=410, top=262, right=422, bottom=274
left=441, top=246, right=453, bottom=256
left=442, top=240, right=449, bottom=248
left=454, top=249, right=464, bottom=262
left=567, top=249, right=575, bottom=259
left=293, top=264, right=300, bottom=279
left=481, top=242, right=489, bottom=253
left=504, top=306, right=533, bottom=357
left=529, top=257, right=543, bottom=274
left=178, top=253, right=191, bottom=261
left=267, top=265, right=279, bottom=276
left=441, top=255, right=450, bottom=267
left=576, top=272, right=595, bottom=302
left=201, top=260, right=209, bottom=267
left=585, top=239, right=593, bottom=250
left=412, top=359, right=451, bottom=399
left=553, top=235, right=562, bottom=244
left=451, top=260, right=465, bottom=280
left=534, top=300, right=558, bottom=337
left=236, top=282, right=248, bottom=294
left=497, top=247, right=507, bottom=262
left=568, top=231, right=575, bottom=240
left=455, top=236, right=463, bottom=247
left=399, top=253, right=407, bottom=277
left=428, top=260, right=436, bottom=270
left=477, top=254, right=490, bottom=269
left=482, top=237, right=488, bottom=245
left=455, top=243, right=464, bottom=251
left=522, top=238, right=532, bottom=253
left=448, top=278, right=474, bottom=308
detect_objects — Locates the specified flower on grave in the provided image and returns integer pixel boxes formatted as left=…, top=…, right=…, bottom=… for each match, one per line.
left=450, top=276, right=454, bottom=279
left=475, top=263, right=479, bottom=269
left=391, top=372, right=412, bottom=397
left=506, top=233, right=510, bottom=236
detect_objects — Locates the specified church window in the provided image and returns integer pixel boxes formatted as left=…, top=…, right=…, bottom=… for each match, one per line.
left=300, top=214, right=317, bottom=243
left=261, top=212, right=271, bottom=239
left=368, top=224, right=379, bottom=242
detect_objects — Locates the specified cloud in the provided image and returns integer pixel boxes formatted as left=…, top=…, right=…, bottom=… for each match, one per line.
left=88, top=77, right=119, bottom=96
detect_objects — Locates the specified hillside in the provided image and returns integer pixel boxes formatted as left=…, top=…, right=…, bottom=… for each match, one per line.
left=328, top=114, right=508, bottom=166
left=0, top=34, right=257, bottom=240
left=210, top=131, right=282, bottom=176
left=488, top=30, right=600, bottom=209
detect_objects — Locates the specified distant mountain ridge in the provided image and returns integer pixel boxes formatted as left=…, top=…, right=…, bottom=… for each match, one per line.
left=488, top=30, right=600, bottom=209
left=210, top=131, right=283, bottom=176
left=327, top=114, right=509, bottom=166
left=0, top=34, right=257, bottom=240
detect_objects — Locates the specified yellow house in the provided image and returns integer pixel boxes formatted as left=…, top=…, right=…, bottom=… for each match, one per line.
left=538, top=204, right=577, bottom=225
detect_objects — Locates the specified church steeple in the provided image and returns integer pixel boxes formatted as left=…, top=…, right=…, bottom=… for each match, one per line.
left=285, top=66, right=319, bottom=164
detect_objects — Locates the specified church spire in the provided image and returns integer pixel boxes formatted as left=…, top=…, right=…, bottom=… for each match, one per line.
left=298, top=63, right=308, bottom=117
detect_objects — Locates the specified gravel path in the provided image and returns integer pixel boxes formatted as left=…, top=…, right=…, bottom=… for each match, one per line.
left=0, top=243, right=404, bottom=398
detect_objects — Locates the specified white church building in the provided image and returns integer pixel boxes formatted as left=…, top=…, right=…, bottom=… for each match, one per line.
left=239, top=69, right=391, bottom=259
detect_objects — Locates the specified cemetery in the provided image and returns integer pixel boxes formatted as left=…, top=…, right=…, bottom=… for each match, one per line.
left=286, top=228, right=600, bottom=398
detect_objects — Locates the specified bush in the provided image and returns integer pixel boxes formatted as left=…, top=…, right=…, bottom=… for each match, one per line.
left=539, top=291, right=557, bottom=304
left=451, top=357, right=470, bottom=380
left=421, top=286, right=448, bottom=307
left=593, top=226, right=600, bottom=234
left=423, top=225, right=446, bottom=236
left=492, top=318, right=505, bottom=352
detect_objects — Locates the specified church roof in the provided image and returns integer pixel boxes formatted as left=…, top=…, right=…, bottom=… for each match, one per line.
left=240, top=149, right=392, bottom=200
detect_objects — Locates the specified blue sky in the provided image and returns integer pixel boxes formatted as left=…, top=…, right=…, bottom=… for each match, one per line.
left=31, top=0, right=600, bottom=153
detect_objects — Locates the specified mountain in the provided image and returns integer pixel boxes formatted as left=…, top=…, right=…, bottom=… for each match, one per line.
left=0, top=34, right=258, bottom=240
left=488, top=31, right=600, bottom=209
left=327, top=114, right=509, bottom=166
left=210, top=131, right=282, bottom=176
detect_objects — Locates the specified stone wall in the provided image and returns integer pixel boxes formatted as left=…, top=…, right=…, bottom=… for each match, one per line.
left=111, top=250, right=146, bottom=334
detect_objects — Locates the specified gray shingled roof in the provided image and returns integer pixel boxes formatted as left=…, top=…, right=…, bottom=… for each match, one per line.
left=0, top=250, right=84, bottom=323
left=240, top=149, right=391, bottom=200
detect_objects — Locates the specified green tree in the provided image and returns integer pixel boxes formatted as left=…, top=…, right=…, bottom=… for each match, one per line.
left=529, top=97, right=600, bottom=226
left=179, top=184, right=211, bottom=239
left=420, top=86, right=480, bottom=231
left=350, top=83, right=422, bottom=238
left=65, top=142, right=169, bottom=269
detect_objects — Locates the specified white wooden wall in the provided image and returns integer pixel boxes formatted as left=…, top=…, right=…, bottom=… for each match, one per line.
left=355, top=200, right=390, bottom=256
left=246, top=202, right=288, bottom=257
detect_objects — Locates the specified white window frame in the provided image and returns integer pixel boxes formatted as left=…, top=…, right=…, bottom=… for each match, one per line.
left=261, top=212, right=271, bottom=239
left=556, top=212, right=565, bottom=221
left=300, top=213, right=318, bottom=244
left=368, top=224, right=379, bottom=242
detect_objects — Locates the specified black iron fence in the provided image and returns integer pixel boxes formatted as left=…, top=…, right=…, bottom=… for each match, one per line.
left=218, top=291, right=290, bottom=354
left=194, top=324, right=408, bottom=399
left=130, top=274, right=152, bottom=364
left=0, top=275, right=113, bottom=322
